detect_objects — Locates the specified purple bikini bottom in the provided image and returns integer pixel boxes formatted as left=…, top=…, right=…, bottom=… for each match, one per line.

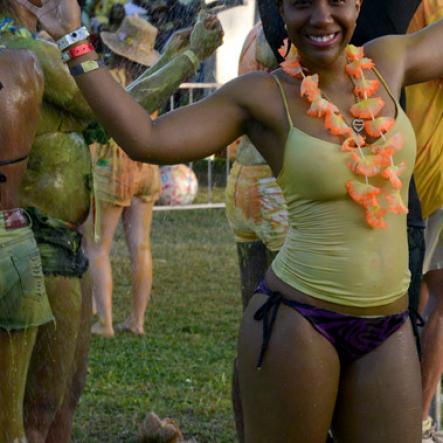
left=254, top=280, right=409, bottom=368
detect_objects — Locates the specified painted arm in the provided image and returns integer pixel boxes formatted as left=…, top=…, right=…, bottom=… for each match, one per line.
left=6, top=36, right=95, bottom=121
left=128, top=20, right=222, bottom=113
left=133, top=27, right=193, bottom=79
left=17, top=0, right=247, bottom=164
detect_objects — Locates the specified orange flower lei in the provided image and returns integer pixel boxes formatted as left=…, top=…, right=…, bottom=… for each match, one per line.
left=279, top=41, right=407, bottom=229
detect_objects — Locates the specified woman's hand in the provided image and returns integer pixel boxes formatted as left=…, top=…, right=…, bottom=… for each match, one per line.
left=162, top=27, right=192, bottom=57
left=16, top=0, right=81, bottom=40
left=190, top=11, right=224, bottom=61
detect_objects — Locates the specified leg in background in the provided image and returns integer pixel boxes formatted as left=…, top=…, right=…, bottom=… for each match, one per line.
left=121, top=198, right=155, bottom=335
left=421, top=269, right=443, bottom=420
left=0, top=328, right=37, bottom=443
left=84, top=202, right=123, bottom=337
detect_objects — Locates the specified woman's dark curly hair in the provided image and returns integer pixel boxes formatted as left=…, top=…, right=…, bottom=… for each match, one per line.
left=257, top=0, right=287, bottom=63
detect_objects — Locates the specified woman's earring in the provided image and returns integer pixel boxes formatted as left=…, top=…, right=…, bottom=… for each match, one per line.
left=284, top=23, right=288, bottom=32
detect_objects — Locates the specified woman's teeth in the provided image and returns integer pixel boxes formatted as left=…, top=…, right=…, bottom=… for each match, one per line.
left=307, top=33, right=337, bottom=43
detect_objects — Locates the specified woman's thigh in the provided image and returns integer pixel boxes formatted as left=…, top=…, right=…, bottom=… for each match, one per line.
left=332, top=320, right=422, bottom=443
left=238, top=293, right=341, bottom=443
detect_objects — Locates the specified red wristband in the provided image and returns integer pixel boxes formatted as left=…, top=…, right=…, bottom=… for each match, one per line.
left=69, top=42, right=94, bottom=58
left=62, top=42, right=94, bottom=62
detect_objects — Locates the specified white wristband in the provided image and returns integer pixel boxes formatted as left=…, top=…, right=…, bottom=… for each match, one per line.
left=56, top=26, right=90, bottom=51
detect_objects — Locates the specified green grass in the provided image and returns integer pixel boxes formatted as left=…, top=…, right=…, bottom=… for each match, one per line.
left=72, top=203, right=241, bottom=442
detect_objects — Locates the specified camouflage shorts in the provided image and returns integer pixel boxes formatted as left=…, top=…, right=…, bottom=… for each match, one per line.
left=0, top=209, right=53, bottom=331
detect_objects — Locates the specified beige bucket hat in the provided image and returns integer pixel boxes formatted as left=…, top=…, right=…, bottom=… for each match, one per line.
left=100, top=15, right=160, bottom=66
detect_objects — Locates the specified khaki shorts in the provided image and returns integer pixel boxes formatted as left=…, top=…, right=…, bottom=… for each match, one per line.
left=423, top=208, right=443, bottom=274
left=0, top=210, right=53, bottom=331
left=92, top=140, right=161, bottom=207
left=225, top=162, right=288, bottom=252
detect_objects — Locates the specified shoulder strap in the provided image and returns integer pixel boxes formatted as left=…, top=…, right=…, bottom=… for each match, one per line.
left=271, top=74, right=294, bottom=127
left=371, top=67, right=398, bottom=111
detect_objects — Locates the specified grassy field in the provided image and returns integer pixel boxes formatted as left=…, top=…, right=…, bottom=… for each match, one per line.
left=72, top=203, right=241, bottom=442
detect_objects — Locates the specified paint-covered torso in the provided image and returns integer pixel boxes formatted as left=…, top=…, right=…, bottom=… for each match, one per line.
left=0, top=46, right=43, bottom=209
left=0, top=22, right=95, bottom=225
left=20, top=102, right=92, bottom=225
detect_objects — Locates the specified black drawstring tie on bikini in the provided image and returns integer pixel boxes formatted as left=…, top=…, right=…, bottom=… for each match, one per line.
left=0, top=155, right=28, bottom=183
left=254, top=290, right=284, bottom=369
left=409, top=306, right=425, bottom=359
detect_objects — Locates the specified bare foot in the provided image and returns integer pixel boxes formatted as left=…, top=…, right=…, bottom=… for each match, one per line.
left=91, top=321, right=114, bottom=338
left=115, top=321, right=144, bottom=336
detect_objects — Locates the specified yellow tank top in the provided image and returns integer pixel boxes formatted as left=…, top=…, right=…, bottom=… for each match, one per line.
left=271, top=73, right=416, bottom=307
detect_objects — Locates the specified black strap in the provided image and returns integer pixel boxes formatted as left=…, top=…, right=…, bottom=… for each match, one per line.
left=0, top=155, right=28, bottom=166
left=254, top=291, right=284, bottom=368
left=409, top=306, right=425, bottom=359
left=0, top=155, right=28, bottom=183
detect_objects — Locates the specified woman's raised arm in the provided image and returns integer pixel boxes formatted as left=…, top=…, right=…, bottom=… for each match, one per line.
left=16, top=0, right=251, bottom=164
left=366, top=17, right=443, bottom=88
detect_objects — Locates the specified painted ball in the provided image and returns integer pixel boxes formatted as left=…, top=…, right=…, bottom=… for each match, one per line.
left=158, top=164, right=199, bottom=205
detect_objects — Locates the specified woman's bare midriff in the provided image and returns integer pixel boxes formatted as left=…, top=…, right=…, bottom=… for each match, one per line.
left=265, top=267, right=408, bottom=317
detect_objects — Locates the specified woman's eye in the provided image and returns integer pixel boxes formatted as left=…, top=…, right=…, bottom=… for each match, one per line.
left=330, top=0, right=346, bottom=4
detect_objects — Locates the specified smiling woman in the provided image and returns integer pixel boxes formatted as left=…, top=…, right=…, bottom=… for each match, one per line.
left=14, top=0, right=443, bottom=441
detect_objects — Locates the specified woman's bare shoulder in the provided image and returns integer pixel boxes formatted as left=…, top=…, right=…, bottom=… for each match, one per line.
left=364, top=35, right=408, bottom=77
left=216, top=70, right=289, bottom=125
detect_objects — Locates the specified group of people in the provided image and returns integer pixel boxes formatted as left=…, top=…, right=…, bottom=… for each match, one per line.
left=0, top=0, right=222, bottom=441
left=1, top=0, right=443, bottom=442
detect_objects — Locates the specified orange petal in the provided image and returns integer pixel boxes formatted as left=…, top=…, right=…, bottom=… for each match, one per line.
left=281, top=61, right=304, bottom=78
left=381, top=161, right=407, bottom=189
left=345, top=58, right=375, bottom=79
left=346, top=180, right=380, bottom=207
left=350, top=97, right=384, bottom=119
left=341, top=134, right=366, bottom=152
left=300, top=74, right=320, bottom=101
left=385, top=192, right=408, bottom=215
left=353, top=78, right=380, bottom=98
left=345, top=44, right=364, bottom=61
left=365, top=204, right=387, bottom=229
left=325, top=112, right=352, bottom=137
left=364, top=117, right=395, bottom=137
left=307, top=97, right=339, bottom=118
left=347, top=152, right=387, bottom=177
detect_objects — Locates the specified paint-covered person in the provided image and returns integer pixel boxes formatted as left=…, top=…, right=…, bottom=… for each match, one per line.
left=0, top=24, right=47, bottom=442
left=20, top=0, right=443, bottom=440
left=0, top=1, right=223, bottom=441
